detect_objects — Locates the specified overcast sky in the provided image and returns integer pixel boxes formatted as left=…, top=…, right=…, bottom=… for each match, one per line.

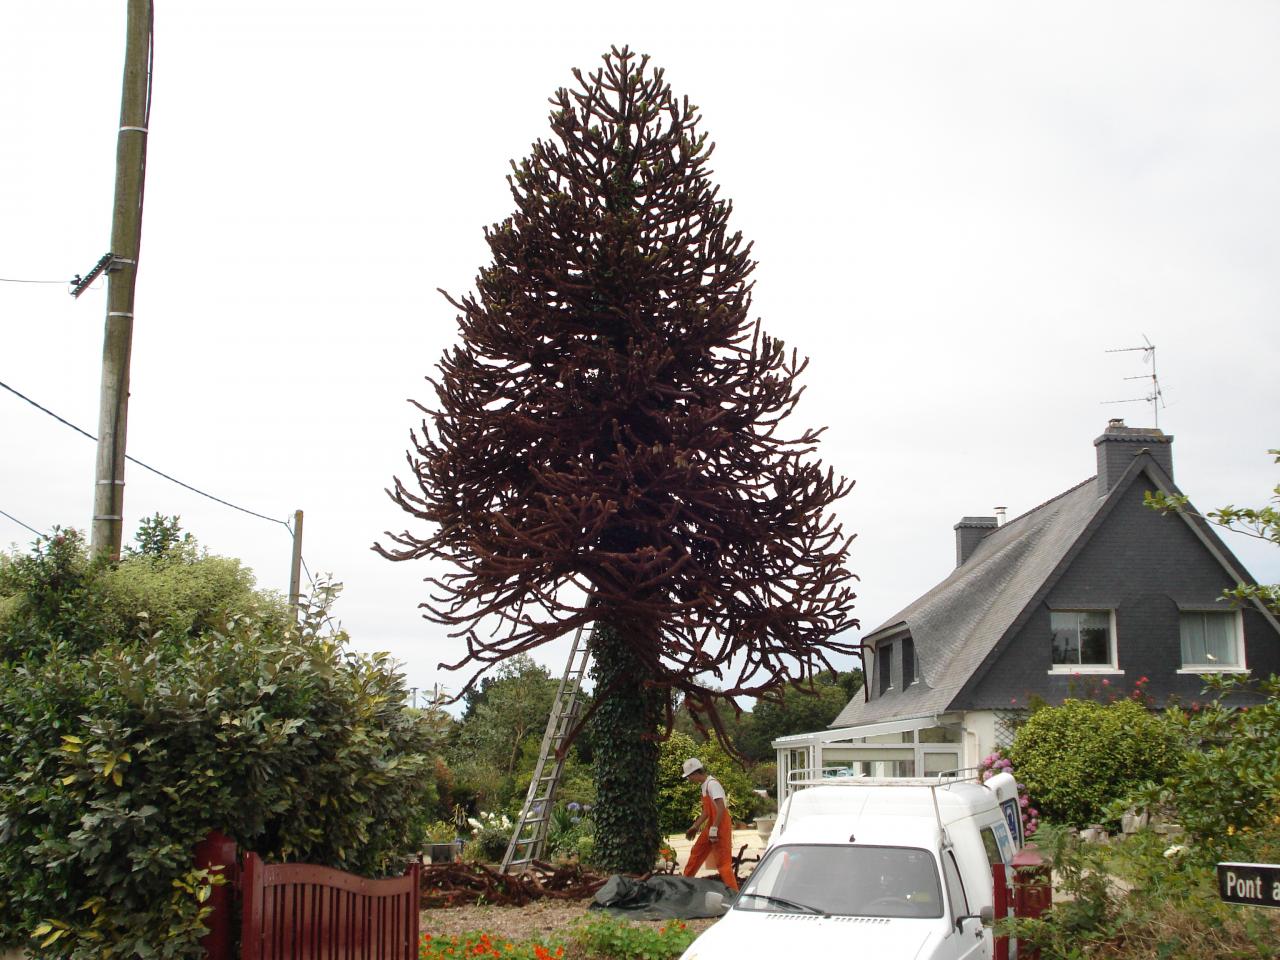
left=4, top=1, right=1277, bottom=707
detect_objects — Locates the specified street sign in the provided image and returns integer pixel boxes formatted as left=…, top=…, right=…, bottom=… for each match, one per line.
left=1217, top=862, right=1280, bottom=908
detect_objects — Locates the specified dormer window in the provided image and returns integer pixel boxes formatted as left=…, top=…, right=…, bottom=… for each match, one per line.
left=878, top=643, right=893, bottom=695
left=903, top=637, right=916, bottom=687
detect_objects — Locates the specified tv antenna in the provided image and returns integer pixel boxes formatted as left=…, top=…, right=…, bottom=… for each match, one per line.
left=1103, top=335, right=1165, bottom=427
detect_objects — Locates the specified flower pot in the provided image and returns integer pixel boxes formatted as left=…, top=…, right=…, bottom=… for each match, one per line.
left=754, top=816, right=776, bottom=841
left=429, top=842, right=459, bottom=864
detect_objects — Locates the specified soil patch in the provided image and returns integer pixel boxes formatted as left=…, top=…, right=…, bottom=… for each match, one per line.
left=419, top=898, right=718, bottom=944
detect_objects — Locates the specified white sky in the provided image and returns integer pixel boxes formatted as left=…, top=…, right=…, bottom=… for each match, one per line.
left=3, top=1, right=1278, bottom=707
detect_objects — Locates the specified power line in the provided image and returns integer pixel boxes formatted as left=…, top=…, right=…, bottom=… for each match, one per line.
left=0, top=276, right=71, bottom=285
left=0, top=508, right=44, bottom=537
left=0, top=378, right=290, bottom=530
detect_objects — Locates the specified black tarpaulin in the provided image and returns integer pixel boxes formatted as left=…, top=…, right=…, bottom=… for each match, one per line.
left=589, top=875, right=735, bottom=920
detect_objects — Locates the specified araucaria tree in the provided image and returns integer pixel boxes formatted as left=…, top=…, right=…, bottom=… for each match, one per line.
left=380, top=47, right=858, bottom=872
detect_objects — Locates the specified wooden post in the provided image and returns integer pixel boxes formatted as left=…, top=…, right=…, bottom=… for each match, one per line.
left=194, top=830, right=237, bottom=960
left=288, top=509, right=304, bottom=619
left=91, top=0, right=152, bottom=561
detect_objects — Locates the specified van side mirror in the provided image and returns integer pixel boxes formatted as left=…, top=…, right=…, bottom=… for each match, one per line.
left=704, top=891, right=728, bottom=914
left=956, top=905, right=994, bottom=930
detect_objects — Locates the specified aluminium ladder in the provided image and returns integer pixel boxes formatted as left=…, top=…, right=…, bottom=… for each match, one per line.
left=499, top=622, right=594, bottom=873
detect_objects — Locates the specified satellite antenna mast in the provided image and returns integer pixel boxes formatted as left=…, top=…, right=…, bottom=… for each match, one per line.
left=1103, top=335, right=1165, bottom=427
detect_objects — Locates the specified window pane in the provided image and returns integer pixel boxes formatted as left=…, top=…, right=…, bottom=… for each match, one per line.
left=923, top=752, right=960, bottom=776
left=980, top=828, right=1002, bottom=867
left=903, top=638, right=916, bottom=687
left=1079, top=613, right=1110, bottom=665
left=740, top=845, right=943, bottom=918
left=1180, top=613, right=1206, bottom=664
left=1181, top=613, right=1238, bottom=667
left=879, top=644, right=892, bottom=693
left=1203, top=614, right=1235, bottom=665
left=1050, top=612, right=1079, bottom=664
left=943, top=850, right=969, bottom=918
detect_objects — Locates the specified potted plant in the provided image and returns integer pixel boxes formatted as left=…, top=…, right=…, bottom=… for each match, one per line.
left=425, top=820, right=459, bottom=863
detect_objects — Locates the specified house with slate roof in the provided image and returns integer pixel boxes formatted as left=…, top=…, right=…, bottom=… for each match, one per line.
left=773, top=420, right=1280, bottom=798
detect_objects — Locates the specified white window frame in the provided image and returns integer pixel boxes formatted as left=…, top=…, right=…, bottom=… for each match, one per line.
left=1177, top=609, right=1248, bottom=675
left=1048, top=608, right=1121, bottom=674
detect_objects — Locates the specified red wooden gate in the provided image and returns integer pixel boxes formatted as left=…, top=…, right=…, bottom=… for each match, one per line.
left=239, top=853, right=420, bottom=960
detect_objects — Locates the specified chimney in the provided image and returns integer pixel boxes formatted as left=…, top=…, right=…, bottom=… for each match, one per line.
left=1094, top=418, right=1174, bottom=495
left=954, top=516, right=998, bottom=567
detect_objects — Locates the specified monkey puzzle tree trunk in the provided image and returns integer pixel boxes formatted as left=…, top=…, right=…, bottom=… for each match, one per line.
left=588, top=620, right=662, bottom=872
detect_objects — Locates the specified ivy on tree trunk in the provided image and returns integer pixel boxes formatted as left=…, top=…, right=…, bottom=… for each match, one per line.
left=588, top=620, right=662, bottom=873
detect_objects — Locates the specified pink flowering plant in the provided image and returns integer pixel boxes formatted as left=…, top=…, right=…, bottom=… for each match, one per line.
left=979, top=749, right=1040, bottom=838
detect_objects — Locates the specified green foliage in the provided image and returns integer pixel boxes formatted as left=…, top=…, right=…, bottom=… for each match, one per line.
left=1007, top=822, right=1280, bottom=958
left=656, top=732, right=759, bottom=835
left=734, top=674, right=855, bottom=761
left=463, top=812, right=515, bottom=863
left=0, top=529, right=108, bottom=660
left=1007, top=698, right=1182, bottom=826
left=447, top=655, right=558, bottom=812
left=0, top=531, right=437, bottom=957
left=1126, top=674, right=1280, bottom=863
left=1008, top=678, right=1280, bottom=957
left=589, top=622, right=662, bottom=873
left=0, top=522, right=286, bottom=663
left=546, top=802, right=596, bottom=864
left=125, top=513, right=193, bottom=559
left=569, top=916, right=695, bottom=960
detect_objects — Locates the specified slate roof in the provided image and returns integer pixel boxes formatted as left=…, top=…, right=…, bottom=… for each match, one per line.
left=829, top=473, right=1106, bottom=729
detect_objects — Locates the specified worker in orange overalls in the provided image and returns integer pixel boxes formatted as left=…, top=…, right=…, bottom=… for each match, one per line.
left=681, top=758, right=739, bottom=891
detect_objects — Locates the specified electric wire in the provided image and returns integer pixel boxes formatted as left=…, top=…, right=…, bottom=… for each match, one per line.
left=0, top=378, right=291, bottom=530
left=0, top=509, right=44, bottom=537
left=0, top=277, right=71, bottom=285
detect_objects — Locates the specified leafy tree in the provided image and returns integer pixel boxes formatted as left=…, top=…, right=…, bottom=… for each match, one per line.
left=447, top=655, right=559, bottom=810
left=380, top=47, right=857, bottom=872
left=736, top=671, right=859, bottom=761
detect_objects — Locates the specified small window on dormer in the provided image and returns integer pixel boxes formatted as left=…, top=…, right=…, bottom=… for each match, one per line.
left=878, top=643, right=892, bottom=695
left=903, top=638, right=916, bottom=687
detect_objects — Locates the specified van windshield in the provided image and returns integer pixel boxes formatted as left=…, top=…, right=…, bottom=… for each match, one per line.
left=737, top=845, right=943, bottom=919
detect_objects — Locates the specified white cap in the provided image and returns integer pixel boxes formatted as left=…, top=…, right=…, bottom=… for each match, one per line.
left=681, top=758, right=705, bottom=778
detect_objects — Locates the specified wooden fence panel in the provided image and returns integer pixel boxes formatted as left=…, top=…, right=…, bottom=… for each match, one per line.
left=240, top=854, right=420, bottom=960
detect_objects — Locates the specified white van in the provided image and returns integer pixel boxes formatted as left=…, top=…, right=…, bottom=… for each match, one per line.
left=679, top=771, right=1026, bottom=960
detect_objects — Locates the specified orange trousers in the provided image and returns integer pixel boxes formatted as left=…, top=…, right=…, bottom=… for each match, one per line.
left=682, top=794, right=738, bottom=891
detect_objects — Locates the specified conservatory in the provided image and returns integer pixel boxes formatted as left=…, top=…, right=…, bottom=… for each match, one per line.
left=771, top=714, right=967, bottom=800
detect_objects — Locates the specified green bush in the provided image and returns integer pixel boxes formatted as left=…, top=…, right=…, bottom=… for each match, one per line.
left=1007, top=698, right=1182, bottom=827
left=0, top=540, right=437, bottom=957
left=1129, top=674, right=1280, bottom=863
left=0, top=524, right=286, bottom=663
left=656, top=732, right=757, bottom=835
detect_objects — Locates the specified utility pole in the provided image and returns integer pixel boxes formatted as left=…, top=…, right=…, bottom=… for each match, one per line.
left=91, top=0, right=153, bottom=561
left=288, top=509, right=305, bottom=620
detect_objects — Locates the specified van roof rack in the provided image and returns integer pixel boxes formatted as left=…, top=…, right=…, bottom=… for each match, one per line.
left=785, top=766, right=984, bottom=789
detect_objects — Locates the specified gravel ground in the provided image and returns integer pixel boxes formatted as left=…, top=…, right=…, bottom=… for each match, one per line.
left=419, top=898, right=719, bottom=944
